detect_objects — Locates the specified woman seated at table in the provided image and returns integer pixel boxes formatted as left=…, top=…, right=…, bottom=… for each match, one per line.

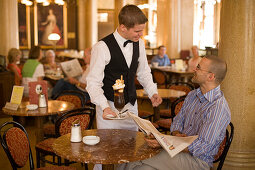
left=51, top=48, right=91, bottom=102
left=151, top=45, right=171, bottom=66
left=22, top=46, right=45, bottom=96
left=44, top=50, right=58, bottom=71
left=7, top=48, right=22, bottom=85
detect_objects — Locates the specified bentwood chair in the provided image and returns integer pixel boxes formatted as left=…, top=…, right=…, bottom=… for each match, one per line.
left=0, top=121, right=75, bottom=170
left=155, top=96, right=186, bottom=133
left=213, top=122, right=234, bottom=170
left=36, top=107, right=95, bottom=169
left=159, top=82, right=194, bottom=118
left=152, top=69, right=169, bottom=88
left=44, top=90, right=89, bottom=138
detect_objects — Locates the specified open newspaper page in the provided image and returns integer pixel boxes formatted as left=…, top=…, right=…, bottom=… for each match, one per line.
left=128, top=113, right=198, bottom=158
left=60, top=59, right=83, bottom=78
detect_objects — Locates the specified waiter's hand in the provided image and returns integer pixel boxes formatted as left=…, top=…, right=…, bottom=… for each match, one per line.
left=103, top=107, right=117, bottom=120
left=144, top=134, right=161, bottom=148
left=150, top=94, right=162, bottom=107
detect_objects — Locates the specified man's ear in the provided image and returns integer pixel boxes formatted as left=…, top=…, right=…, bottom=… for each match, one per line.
left=209, top=73, right=215, bottom=81
left=119, top=24, right=127, bottom=32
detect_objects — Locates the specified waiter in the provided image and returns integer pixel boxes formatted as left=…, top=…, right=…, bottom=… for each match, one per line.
left=86, top=4, right=162, bottom=132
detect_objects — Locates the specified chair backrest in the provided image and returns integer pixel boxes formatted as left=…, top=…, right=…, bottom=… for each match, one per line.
left=152, top=69, right=168, bottom=88
left=169, top=82, right=195, bottom=95
left=55, top=107, right=95, bottom=137
left=171, top=95, right=186, bottom=117
left=0, top=121, right=34, bottom=170
left=53, top=90, right=87, bottom=108
left=213, top=122, right=234, bottom=170
left=0, top=55, right=7, bottom=72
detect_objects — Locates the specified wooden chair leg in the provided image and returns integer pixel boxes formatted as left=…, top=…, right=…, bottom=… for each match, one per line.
left=85, top=163, right=88, bottom=170
left=64, top=159, right=69, bottom=166
left=57, top=156, right=62, bottom=166
left=36, top=150, right=40, bottom=168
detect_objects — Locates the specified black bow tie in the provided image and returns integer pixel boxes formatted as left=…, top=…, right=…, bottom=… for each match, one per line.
left=123, top=40, right=133, bottom=47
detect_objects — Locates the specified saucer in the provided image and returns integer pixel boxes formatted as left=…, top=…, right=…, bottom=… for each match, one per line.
left=26, top=104, right=38, bottom=110
left=83, top=136, right=100, bottom=145
left=105, top=113, right=128, bottom=120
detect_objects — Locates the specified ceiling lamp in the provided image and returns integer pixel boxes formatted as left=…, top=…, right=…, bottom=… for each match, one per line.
left=55, top=0, right=65, bottom=5
left=21, top=0, right=33, bottom=6
left=36, top=0, right=45, bottom=3
left=43, top=1, right=50, bottom=6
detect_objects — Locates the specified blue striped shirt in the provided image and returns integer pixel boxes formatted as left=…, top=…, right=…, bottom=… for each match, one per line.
left=170, top=85, right=231, bottom=167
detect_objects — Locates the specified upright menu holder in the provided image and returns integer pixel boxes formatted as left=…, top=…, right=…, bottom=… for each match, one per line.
left=4, top=86, right=24, bottom=110
left=28, top=80, right=48, bottom=106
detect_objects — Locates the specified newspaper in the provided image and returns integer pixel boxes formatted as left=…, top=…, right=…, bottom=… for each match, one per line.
left=128, top=113, right=198, bottom=158
left=60, top=59, right=83, bottom=78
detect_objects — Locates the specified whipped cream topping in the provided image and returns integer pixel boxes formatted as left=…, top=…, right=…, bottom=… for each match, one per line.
left=112, top=79, right=125, bottom=90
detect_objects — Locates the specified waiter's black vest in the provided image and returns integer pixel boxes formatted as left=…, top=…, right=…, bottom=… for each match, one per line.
left=102, top=34, right=139, bottom=105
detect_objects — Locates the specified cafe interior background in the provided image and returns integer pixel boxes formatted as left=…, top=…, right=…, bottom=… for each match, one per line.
left=0, top=0, right=254, bottom=169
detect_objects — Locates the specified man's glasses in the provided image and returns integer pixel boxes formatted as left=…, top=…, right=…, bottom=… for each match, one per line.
left=196, top=64, right=212, bottom=73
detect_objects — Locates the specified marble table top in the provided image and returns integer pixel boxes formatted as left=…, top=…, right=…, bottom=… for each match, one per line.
left=136, top=89, right=186, bottom=99
left=53, top=129, right=161, bottom=164
left=2, top=100, right=75, bottom=117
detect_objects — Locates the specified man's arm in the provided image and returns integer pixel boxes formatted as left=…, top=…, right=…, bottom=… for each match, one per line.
left=86, top=42, right=111, bottom=111
left=136, top=40, right=158, bottom=99
left=188, top=105, right=230, bottom=157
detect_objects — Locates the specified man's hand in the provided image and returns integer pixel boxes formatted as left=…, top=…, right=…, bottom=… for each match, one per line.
left=68, top=77, right=78, bottom=85
left=144, top=134, right=161, bottom=149
left=150, top=94, right=162, bottom=107
left=171, top=131, right=187, bottom=137
left=102, top=107, right=117, bottom=120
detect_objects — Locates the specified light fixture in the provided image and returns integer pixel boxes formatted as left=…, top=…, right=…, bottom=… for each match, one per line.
left=21, top=0, right=33, bottom=6
left=55, top=0, right=65, bottom=5
left=36, top=0, right=45, bottom=3
left=43, top=1, right=50, bottom=6
left=48, top=33, right=61, bottom=51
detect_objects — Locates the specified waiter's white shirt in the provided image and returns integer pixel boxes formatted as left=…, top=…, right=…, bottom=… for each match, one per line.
left=86, top=30, right=157, bottom=130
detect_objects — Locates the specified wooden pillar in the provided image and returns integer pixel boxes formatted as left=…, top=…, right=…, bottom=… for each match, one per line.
left=220, top=0, right=255, bottom=169
left=0, top=0, right=19, bottom=57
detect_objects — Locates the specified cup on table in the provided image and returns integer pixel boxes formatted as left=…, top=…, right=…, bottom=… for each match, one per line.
left=152, top=62, right=159, bottom=67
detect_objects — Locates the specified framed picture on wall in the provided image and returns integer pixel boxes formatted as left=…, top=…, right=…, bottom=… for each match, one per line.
left=18, top=3, right=31, bottom=49
left=34, top=3, right=67, bottom=49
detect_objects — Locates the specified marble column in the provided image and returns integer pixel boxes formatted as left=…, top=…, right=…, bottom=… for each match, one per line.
left=220, top=0, right=255, bottom=169
left=78, top=0, right=97, bottom=49
left=157, top=0, right=193, bottom=58
left=0, top=0, right=19, bottom=58
left=114, top=0, right=126, bottom=29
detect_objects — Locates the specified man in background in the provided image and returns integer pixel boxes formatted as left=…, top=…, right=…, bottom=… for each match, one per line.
left=151, top=45, right=171, bottom=66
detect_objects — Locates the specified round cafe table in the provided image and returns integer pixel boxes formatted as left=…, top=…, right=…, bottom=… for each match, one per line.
left=53, top=129, right=161, bottom=170
left=136, top=89, right=186, bottom=121
left=2, top=100, right=75, bottom=142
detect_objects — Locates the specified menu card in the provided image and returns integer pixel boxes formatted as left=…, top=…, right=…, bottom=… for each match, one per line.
left=28, top=80, right=48, bottom=105
left=4, top=86, right=24, bottom=110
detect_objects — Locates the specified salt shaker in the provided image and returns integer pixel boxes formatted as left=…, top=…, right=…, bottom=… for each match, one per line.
left=70, top=120, right=82, bottom=142
left=39, top=93, right=47, bottom=107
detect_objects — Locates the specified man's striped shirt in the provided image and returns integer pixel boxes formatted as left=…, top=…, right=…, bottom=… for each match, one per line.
left=170, top=85, right=231, bottom=167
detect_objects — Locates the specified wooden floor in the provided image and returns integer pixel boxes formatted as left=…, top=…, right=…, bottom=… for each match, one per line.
left=0, top=115, right=94, bottom=170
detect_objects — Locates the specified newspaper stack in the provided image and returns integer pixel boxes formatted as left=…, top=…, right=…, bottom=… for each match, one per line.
left=128, top=113, right=198, bottom=158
